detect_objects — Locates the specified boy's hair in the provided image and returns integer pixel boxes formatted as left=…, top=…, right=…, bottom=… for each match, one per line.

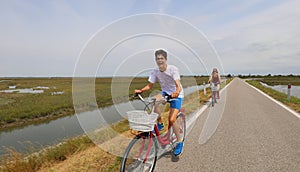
left=155, top=49, right=167, bottom=60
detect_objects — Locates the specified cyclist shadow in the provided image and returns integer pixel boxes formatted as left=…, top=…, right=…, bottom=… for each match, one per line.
left=158, top=151, right=180, bottom=162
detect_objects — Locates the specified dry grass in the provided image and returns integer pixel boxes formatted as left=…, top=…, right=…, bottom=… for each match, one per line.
left=37, top=146, right=118, bottom=172
left=0, top=149, right=38, bottom=172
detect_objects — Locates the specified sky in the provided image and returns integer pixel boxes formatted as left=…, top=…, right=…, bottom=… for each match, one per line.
left=1, top=0, right=300, bottom=77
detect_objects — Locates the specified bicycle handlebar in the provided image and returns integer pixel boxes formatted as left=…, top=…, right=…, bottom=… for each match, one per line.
left=133, top=93, right=176, bottom=104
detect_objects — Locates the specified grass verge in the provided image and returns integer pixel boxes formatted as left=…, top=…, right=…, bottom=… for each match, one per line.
left=246, top=80, right=300, bottom=113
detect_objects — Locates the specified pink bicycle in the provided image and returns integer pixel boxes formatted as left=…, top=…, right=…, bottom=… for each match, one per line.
left=120, top=93, right=186, bottom=172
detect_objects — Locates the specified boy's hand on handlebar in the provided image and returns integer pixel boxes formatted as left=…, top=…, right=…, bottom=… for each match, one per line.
left=171, top=92, right=179, bottom=98
left=134, top=89, right=143, bottom=94
left=133, top=90, right=143, bottom=99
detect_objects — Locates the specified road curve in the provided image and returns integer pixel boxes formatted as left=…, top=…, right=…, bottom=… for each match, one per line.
left=155, top=78, right=300, bottom=171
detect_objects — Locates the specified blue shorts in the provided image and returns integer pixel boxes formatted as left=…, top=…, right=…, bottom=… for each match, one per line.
left=161, top=92, right=183, bottom=110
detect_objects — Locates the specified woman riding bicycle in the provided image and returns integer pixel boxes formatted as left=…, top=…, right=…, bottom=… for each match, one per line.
left=134, top=49, right=184, bottom=156
left=208, top=68, right=221, bottom=99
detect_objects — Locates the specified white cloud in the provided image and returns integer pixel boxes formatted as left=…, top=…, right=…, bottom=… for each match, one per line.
left=208, top=0, right=300, bottom=74
left=158, top=0, right=173, bottom=13
left=1, top=0, right=299, bottom=76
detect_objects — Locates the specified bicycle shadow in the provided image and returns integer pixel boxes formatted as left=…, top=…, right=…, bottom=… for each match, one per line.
left=158, top=151, right=180, bottom=162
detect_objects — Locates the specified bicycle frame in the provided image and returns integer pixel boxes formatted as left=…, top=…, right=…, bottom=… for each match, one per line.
left=135, top=107, right=185, bottom=152
left=131, top=125, right=170, bottom=163
left=134, top=132, right=155, bottom=163
left=135, top=93, right=183, bottom=146
left=153, top=123, right=172, bottom=146
left=154, top=109, right=185, bottom=144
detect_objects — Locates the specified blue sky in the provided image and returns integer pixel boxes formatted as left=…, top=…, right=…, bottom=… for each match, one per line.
left=1, top=0, right=299, bottom=77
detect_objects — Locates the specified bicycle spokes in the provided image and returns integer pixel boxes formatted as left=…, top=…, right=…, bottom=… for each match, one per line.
left=123, top=136, right=156, bottom=172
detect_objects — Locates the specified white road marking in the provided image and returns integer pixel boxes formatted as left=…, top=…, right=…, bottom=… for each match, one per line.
left=185, top=79, right=234, bottom=143
left=244, top=79, right=300, bottom=119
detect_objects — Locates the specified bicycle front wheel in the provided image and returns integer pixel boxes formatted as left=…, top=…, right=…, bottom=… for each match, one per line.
left=120, top=133, right=157, bottom=172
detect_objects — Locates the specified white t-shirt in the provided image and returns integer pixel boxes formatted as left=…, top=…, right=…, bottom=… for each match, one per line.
left=148, top=65, right=184, bottom=98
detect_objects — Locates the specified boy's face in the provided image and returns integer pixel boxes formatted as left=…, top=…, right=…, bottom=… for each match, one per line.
left=155, top=54, right=167, bottom=67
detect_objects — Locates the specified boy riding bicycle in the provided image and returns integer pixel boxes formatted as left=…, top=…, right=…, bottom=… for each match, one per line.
left=134, top=49, right=184, bottom=156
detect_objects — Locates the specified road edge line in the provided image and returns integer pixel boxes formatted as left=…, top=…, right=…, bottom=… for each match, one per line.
left=190, top=78, right=233, bottom=122
left=243, top=79, right=300, bottom=119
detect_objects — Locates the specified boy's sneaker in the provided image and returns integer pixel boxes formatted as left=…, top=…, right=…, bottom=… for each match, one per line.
left=157, top=122, right=164, bottom=131
left=173, top=142, right=184, bottom=156
left=152, top=123, right=164, bottom=133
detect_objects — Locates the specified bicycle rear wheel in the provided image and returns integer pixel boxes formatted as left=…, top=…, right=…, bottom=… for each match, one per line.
left=211, top=91, right=215, bottom=107
left=169, top=112, right=186, bottom=146
left=120, top=132, right=157, bottom=172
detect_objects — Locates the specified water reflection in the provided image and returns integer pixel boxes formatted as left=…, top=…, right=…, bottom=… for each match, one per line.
left=0, top=88, right=44, bottom=94
left=260, top=82, right=300, bottom=98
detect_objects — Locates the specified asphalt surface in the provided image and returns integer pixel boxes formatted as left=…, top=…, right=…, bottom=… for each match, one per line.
left=155, top=78, right=300, bottom=172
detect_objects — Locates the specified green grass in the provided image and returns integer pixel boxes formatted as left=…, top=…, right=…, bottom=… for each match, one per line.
left=0, top=78, right=74, bottom=127
left=0, top=76, right=209, bottom=129
left=246, top=79, right=300, bottom=113
left=240, top=75, right=300, bottom=86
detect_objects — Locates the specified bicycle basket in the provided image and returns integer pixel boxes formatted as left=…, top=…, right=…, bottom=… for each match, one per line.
left=127, top=110, right=158, bottom=132
left=211, top=85, right=218, bottom=91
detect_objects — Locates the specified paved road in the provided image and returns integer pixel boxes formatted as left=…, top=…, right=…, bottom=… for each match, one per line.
left=155, top=78, right=300, bottom=172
